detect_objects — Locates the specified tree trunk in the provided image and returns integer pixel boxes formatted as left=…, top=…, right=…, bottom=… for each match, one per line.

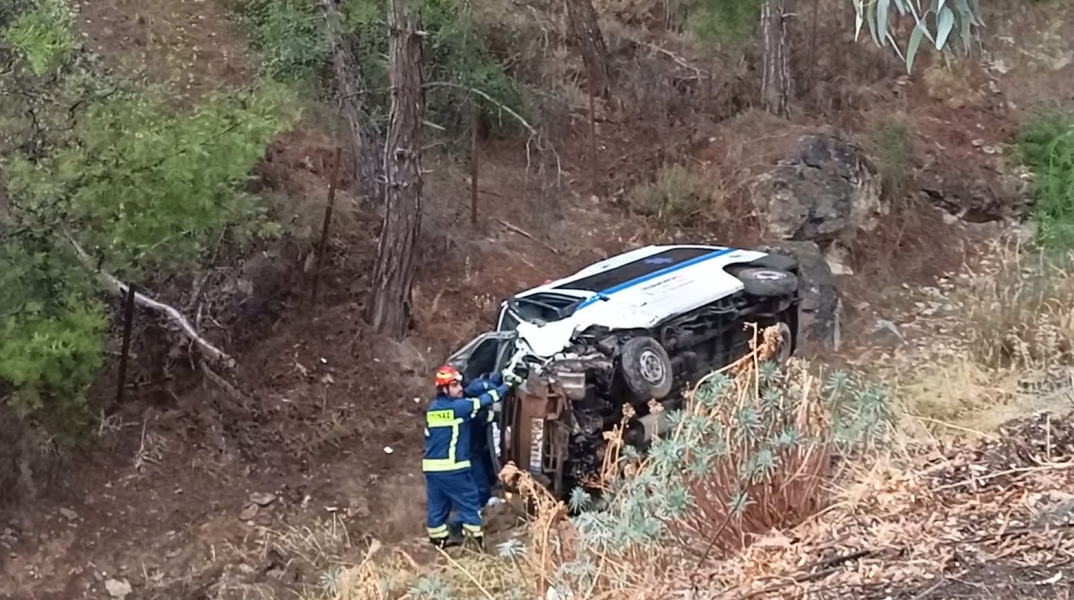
left=565, top=0, right=613, bottom=99
left=320, top=0, right=384, bottom=205
left=367, top=0, right=425, bottom=338
left=760, top=0, right=792, bottom=117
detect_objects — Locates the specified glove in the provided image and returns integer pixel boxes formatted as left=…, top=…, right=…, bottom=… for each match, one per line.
left=503, top=371, right=524, bottom=387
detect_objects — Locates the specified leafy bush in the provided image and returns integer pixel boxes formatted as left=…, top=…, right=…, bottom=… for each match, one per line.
left=0, top=5, right=300, bottom=433
left=1015, top=111, right=1074, bottom=252
left=229, top=0, right=332, bottom=83
left=626, top=164, right=715, bottom=226
left=683, top=0, right=766, bottom=47
left=1, top=0, right=76, bottom=75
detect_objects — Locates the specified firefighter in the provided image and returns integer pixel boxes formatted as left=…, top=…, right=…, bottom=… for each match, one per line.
left=424, top=365, right=514, bottom=550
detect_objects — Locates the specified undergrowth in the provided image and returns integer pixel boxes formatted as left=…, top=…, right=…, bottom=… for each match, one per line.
left=1015, top=110, right=1074, bottom=252
left=303, top=325, right=892, bottom=599
left=0, top=0, right=299, bottom=436
left=961, top=242, right=1074, bottom=371
left=230, top=0, right=534, bottom=143
left=627, top=164, right=720, bottom=227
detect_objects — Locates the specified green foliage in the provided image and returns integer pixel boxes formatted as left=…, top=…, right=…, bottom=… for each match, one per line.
left=683, top=0, right=766, bottom=47
left=626, top=164, right=715, bottom=227
left=852, top=0, right=985, bottom=73
left=0, top=240, right=104, bottom=434
left=5, top=80, right=298, bottom=281
left=349, top=0, right=533, bottom=140
left=231, top=0, right=532, bottom=141
left=0, top=2, right=300, bottom=433
left=409, top=575, right=456, bottom=600
left=1015, top=111, right=1074, bottom=252
left=545, top=357, right=892, bottom=596
left=866, top=119, right=912, bottom=204
left=2, top=0, right=76, bottom=76
left=230, top=0, right=332, bottom=83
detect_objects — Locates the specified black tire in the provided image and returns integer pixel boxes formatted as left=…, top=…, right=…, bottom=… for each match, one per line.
left=734, top=267, right=798, bottom=297
left=620, top=336, right=674, bottom=400
left=775, top=320, right=794, bottom=363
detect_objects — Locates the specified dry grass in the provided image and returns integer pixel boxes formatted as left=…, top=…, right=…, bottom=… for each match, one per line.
left=963, top=242, right=1074, bottom=371
left=851, top=237, right=1074, bottom=439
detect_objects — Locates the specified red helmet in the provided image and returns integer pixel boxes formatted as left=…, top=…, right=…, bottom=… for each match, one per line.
left=434, top=365, right=462, bottom=387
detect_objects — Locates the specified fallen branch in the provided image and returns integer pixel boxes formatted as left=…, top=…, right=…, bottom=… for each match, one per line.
left=64, top=233, right=235, bottom=369
left=494, top=217, right=560, bottom=255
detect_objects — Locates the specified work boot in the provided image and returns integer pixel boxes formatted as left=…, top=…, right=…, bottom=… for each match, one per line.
left=429, top=536, right=461, bottom=549
left=462, top=534, right=486, bottom=554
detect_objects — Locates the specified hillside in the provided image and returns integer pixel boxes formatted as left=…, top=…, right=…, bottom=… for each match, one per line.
left=1, top=0, right=1074, bottom=598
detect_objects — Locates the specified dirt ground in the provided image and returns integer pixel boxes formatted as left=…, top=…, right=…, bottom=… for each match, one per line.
left=2, top=1, right=1073, bottom=598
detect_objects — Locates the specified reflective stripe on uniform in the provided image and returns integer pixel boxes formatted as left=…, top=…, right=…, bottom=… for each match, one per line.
left=462, top=523, right=483, bottom=536
left=424, top=409, right=468, bottom=472
left=470, top=390, right=500, bottom=418
left=422, top=457, right=471, bottom=471
left=485, top=410, right=495, bottom=423
left=428, top=524, right=450, bottom=539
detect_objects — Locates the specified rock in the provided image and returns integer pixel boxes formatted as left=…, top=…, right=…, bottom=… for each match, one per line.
left=870, top=319, right=904, bottom=347
left=249, top=492, right=276, bottom=507
left=59, top=507, right=78, bottom=521
left=752, top=134, right=885, bottom=245
left=104, top=578, right=132, bottom=599
left=238, top=503, right=259, bottom=521
left=757, top=241, right=841, bottom=349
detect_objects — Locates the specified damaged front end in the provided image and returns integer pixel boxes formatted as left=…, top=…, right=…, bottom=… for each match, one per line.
left=498, top=353, right=617, bottom=499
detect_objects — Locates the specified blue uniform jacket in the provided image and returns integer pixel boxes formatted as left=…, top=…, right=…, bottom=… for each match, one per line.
left=423, top=376, right=508, bottom=473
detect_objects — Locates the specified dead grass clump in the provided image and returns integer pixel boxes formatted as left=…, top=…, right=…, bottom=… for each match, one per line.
left=962, top=241, right=1074, bottom=370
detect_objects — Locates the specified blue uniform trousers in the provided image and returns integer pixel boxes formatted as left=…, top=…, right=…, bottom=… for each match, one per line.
left=426, top=469, right=483, bottom=540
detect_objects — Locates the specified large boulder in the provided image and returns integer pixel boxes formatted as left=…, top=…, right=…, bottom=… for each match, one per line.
left=752, top=134, right=886, bottom=245
left=757, top=240, right=842, bottom=350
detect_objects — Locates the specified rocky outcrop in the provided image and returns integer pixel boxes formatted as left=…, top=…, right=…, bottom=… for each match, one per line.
left=752, top=134, right=886, bottom=245
left=757, top=240, right=841, bottom=350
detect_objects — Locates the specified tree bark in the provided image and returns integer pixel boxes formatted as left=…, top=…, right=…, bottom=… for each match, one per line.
left=760, top=0, right=792, bottom=117
left=367, top=0, right=425, bottom=338
left=320, top=0, right=384, bottom=205
left=565, top=0, right=613, bottom=99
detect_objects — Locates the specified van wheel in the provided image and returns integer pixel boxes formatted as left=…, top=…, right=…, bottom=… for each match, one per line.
left=775, top=321, right=794, bottom=363
left=620, top=336, right=674, bottom=400
left=735, top=267, right=798, bottom=297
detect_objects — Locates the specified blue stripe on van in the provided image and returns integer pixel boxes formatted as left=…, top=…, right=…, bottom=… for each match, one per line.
left=576, top=247, right=737, bottom=309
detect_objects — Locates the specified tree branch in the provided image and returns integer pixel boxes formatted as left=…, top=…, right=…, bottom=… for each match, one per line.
left=422, top=81, right=538, bottom=137
left=64, top=233, right=235, bottom=369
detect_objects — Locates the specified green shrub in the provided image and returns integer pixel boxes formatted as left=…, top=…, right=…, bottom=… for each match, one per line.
left=683, top=0, right=766, bottom=48
left=1, top=0, right=76, bottom=75
left=229, top=0, right=332, bottom=84
left=627, top=164, right=715, bottom=226
left=1015, top=111, right=1074, bottom=252
left=1, top=2, right=299, bottom=433
left=867, top=119, right=913, bottom=205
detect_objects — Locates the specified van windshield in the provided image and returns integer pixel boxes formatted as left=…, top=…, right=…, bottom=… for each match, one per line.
left=505, top=293, right=586, bottom=326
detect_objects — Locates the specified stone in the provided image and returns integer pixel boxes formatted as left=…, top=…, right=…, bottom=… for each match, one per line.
left=752, top=134, right=885, bottom=245
left=249, top=492, right=276, bottom=507
left=104, top=578, right=132, bottom=599
left=757, top=240, right=841, bottom=349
